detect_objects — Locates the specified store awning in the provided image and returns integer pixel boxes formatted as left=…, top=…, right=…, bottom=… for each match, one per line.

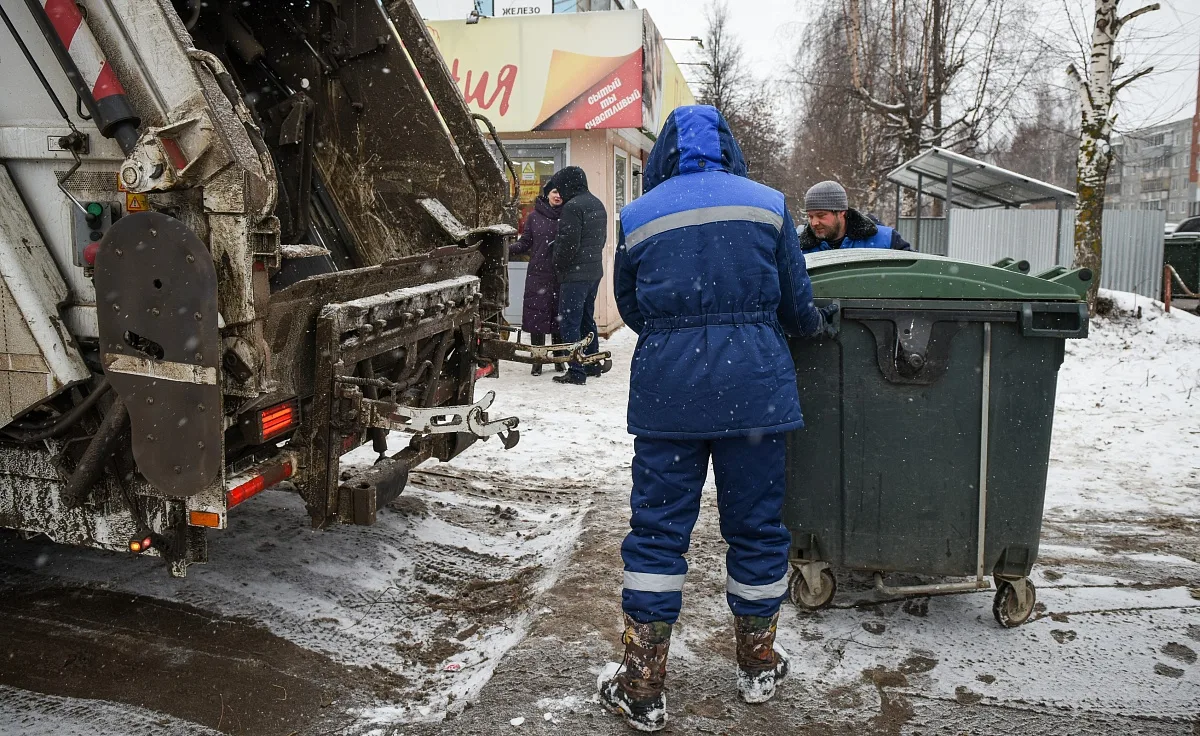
left=886, top=148, right=1076, bottom=209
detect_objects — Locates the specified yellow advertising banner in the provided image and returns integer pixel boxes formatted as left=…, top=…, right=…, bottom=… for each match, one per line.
left=427, top=10, right=694, bottom=134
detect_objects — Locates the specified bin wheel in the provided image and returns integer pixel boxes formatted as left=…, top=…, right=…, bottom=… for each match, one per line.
left=789, top=567, right=836, bottom=611
left=992, top=579, right=1037, bottom=628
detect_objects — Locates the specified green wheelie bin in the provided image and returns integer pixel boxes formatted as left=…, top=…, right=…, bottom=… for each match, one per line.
left=784, top=250, right=1091, bottom=627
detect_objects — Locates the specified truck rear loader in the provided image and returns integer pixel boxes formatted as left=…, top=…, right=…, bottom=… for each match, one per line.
left=0, top=0, right=603, bottom=575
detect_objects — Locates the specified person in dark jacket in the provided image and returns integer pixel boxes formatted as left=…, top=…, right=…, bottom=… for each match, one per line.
left=799, top=180, right=912, bottom=254
left=597, top=105, right=836, bottom=732
left=510, top=181, right=565, bottom=376
left=550, top=166, right=608, bottom=385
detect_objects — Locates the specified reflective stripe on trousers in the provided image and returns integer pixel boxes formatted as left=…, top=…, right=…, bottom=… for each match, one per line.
left=624, top=571, right=687, bottom=593
left=726, top=575, right=789, bottom=601
left=621, top=434, right=791, bottom=624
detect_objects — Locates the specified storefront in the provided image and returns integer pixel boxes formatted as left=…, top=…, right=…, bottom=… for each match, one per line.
left=427, top=9, right=694, bottom=334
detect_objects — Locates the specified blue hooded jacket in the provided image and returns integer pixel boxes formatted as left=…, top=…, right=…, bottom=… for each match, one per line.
left=616, top=105, right=825, bottom=439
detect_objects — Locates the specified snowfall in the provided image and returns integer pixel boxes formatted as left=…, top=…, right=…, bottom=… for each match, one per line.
left=0, top=289, right=1197, bottom=734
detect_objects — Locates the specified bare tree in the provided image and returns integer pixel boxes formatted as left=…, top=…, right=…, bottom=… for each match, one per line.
left=1067, top=0, right=1159, bottom=309
left=695, top=0, right=748, bottom=120
left=787, top=0, right=1048, bottom=217
left=691, top=1, right=792, bottom=194
left=989, top=84, right=1078, bottom=191
left=841, top=0, right=1044, bottom=163
left=729, top=83, right=790, bottom=192
left=787, top=5, right=905, bottom=215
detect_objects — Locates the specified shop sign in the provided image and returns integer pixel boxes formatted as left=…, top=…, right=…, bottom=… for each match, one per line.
left=493, top=0, right=552, bottom=15
left=428, top=11, right=694, bottom=133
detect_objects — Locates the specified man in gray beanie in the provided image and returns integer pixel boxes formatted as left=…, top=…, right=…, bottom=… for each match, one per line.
left=800, top=180, right=911, bottom=254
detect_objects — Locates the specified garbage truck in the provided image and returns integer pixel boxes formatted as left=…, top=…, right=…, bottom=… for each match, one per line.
left=0, top=0, right=603, bottom=575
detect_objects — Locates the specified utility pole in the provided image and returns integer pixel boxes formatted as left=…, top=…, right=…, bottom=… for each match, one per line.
left=1190, top=43, right=1200, bottom=217
left=930, top=0, right=945, bottom=217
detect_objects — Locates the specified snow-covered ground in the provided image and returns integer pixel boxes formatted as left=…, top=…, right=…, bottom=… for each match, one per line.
left=1047, top=292, right=1200, bottom=517
left=415, top=290, right=1200, bottom=734
left=0, top=331, right=639, bottom=732
left=1, top=290, right=1198, bottom=734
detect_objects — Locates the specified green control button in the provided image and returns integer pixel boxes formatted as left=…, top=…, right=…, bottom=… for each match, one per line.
left=86, top=202, right=104, bottom=218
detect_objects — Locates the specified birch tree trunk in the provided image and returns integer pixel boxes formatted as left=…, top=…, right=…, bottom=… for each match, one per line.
left=1071, top=0, right=1158, bottom=311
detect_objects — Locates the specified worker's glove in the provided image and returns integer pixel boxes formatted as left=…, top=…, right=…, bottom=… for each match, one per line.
left=818, top=303, right=840, bottom=339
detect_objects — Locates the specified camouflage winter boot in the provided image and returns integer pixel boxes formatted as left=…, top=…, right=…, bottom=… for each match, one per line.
left=597, top=615, right=672, bottom=732
left=735, top=612, right=790, bottom=703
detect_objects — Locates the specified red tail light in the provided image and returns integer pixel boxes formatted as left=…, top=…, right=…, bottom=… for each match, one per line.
left=474, top=363, right=495, bottom=380
left=128, top=534, right=153, bottom=553
left=227, top=460, right=294, bottom=509
left=248, top=399, right=299, bottom=443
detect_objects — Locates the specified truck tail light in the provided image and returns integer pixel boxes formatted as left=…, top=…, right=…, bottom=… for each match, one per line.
left=248, top=399, right=299, bottom=443
left=128, top=534, right=153, bottom=553
left=226, top=460, right=294, bottom=509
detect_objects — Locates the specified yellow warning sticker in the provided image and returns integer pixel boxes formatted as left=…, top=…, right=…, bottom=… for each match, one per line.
left=125, top=192, right=148, bottom=212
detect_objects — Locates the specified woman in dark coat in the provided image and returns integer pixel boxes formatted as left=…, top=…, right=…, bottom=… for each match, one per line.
left=510, top=180, right=564, bottom=375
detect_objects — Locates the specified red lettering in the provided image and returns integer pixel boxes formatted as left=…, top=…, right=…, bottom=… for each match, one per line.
left=451, top=59, right=517, bottom=117
left=494, top=64, right=517, bottom=116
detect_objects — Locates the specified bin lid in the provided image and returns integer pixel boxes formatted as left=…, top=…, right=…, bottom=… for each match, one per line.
left=804, top=250, right=1089, bottom=301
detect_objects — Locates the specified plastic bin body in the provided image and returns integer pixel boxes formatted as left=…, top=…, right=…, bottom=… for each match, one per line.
left=1164, top=235, right=1200, bottom=293
left=783, top=251, right=1089, bottom=581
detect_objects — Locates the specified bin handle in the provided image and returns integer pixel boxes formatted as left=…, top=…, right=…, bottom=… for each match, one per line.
left=818, top=299, right=841, bottom=339
left=1018, top=302, right=1089, bottom=339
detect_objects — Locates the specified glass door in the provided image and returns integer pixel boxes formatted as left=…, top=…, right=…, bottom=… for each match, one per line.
left=501, top=143, right=566, bottom=325
left=503, top=144, right=567, bottom=238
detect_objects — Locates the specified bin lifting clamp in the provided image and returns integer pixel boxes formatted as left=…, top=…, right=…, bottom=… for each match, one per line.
left=334, top=381, right=520, bottom=449
left=479, top=330, right=614, bottom=372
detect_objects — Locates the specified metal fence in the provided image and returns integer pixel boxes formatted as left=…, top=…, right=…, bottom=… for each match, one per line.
left=897, top=217, right=949, bottom=256
left=1092, top=210, right=1166, bottom=299
left=946, top=210, right=1072, bottom=273
left=945, top=209, right=1165, bottom=299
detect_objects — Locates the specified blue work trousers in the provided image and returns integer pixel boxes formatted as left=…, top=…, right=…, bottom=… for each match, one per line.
left=557, top=280, right=600, bottom=380
left=621, top=434, right=791, bottom=624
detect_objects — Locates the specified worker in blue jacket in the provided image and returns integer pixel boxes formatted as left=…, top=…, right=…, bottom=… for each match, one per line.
left=799, top=180, right=912, bottom=253
left=596, top=104, right=836, bottom=732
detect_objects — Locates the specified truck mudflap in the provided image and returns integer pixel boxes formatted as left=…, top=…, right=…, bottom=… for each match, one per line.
left=94, top=212, right=223, bottom=497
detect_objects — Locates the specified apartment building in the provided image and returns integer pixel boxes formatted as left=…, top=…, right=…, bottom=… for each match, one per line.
left=1106, top=116, right=1200, bottom=219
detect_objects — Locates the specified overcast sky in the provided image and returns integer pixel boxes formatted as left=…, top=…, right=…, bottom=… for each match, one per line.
left=637, top=0, right=1200, bottom=132
left=416, top=0, right=1200, bottom=132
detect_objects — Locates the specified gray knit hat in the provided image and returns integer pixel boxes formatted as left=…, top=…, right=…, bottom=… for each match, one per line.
left=805, top=180, right=848, bottom=212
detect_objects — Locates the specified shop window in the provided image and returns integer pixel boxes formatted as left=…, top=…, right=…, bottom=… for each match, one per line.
left=614, top=149, right=628, bottom=213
